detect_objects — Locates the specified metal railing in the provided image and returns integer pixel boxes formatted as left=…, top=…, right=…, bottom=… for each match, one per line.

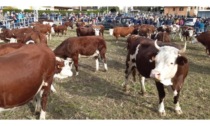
left=0, top=17, right=36, bottom=29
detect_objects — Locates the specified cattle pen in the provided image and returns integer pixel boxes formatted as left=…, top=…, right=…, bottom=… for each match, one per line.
left=0, top=26, right=210, bottom=120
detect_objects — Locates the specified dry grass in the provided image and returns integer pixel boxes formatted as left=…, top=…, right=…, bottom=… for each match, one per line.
left=1, top=27, right=210, bottom=120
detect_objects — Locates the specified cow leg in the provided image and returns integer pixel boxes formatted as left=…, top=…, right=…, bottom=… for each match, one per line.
left=94, top=56, right=99, bottom=71
left=179, top=33, right=183, bottom=42
left=72, top=56, right=79, bottom=76
left=115, top=36, right=118, bottom=43
left=123, top=59, right=135, bottom=92
left=140, top=76, right=146, bottom=96
left=166, top=86, right=183, bottom=114
left=99, top=49, right=108, bottom=71
left=49, top=33, right=51, bottom=40
left=34, top=90, right=43, bottom=114
left=155, top=82, right=166, bottom=116
left=40, top=79, right=52, bottom=120
left=173, top=90, right=182, bottom=114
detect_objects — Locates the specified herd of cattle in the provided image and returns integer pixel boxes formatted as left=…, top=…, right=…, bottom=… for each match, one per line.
left=0, top=18, right=210, bottom=119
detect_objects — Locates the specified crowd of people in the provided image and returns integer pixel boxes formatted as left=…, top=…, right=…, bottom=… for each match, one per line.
left=1, top=9, right=210, bottom=34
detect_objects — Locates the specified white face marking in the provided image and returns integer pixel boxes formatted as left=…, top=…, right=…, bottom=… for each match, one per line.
left=94, top=28, right=100, bottom=36
left=150, top=46, right=179, bottom=85
left=109, top=29, right=114, bottom=35
left=51, top=26, right=55, bottom=33
left=188, top=30, right=194, bottom=37
left=54, top=59, right=73, bottom=79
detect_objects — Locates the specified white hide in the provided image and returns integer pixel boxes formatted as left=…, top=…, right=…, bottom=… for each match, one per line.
left=9, top=38, right=17, bottom=43
left=54, top=58, right=73, bottom=79
left=109, top=29, right=114, bottom=36
left=94, top=28, right=100, bottom=36
left=150, top=46, right=180, bottom=86
left=25, top=40, right=35, bottom=44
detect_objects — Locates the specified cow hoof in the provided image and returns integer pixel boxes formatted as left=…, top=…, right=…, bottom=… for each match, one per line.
left=139, top=91, right=147, bottom=96
left=175, top=110, right=183, bottom=115
left=159, top=111, right=166, bottom=116
left=123, top=85, right=130, bottom=93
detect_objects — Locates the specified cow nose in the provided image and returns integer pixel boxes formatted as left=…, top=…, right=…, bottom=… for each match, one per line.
left=150, top=70, right=161, bottom=80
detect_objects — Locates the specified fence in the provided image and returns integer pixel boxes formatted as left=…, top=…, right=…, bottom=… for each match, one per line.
left=0, top=17, right=36, bottom=29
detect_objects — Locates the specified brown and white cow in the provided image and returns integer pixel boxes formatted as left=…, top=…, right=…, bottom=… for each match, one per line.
left=151, top=31, right=171, bottom=43
left=192, top=31, right=210, bottom=56
left=179, top=26, right=195, bottom=42
left=52, top=24, right=68, bottom=36
left=54, top=36, right=108, bottom=76
left=124, top=38, right=189, bottom=116
left=110, top=26, right=135, bottom=43
left=138, top=24, right=156, bottom=38
left=33, top=24, right=54, bottom=40
left=64, top=21, right=74, bottom=29
left=76, top=26, right=100, bottom=37
left=0, top=43, right=57, bottom=119
left=91, top=24, right=105, bottom=37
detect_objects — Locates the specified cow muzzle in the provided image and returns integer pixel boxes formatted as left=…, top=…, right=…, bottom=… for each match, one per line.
left=150, top=69, right=161, bottom=80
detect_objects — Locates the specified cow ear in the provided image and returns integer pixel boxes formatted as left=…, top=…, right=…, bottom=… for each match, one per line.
left=176, top=56, right=188, bottom=65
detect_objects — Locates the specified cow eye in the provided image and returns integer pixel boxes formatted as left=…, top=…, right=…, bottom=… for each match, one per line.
left=170, top=62, right=174, bottom=65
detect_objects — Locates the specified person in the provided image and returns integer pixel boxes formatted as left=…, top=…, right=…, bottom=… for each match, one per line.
left=199, top=20, right=205, bottom=33
left=194, top=18, right=200, bottom=35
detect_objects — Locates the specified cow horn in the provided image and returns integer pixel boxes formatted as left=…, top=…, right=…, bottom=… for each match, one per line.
left=154, top=39, right=160, bottom=50
left=178, top=42, right=187, bottom=54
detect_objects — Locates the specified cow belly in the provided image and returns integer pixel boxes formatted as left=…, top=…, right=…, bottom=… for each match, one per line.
left=0, top=76, right=43, bottom=108
left=79, top=50, right=99, bottom=58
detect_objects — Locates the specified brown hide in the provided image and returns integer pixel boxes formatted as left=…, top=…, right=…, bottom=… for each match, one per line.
left=195, top=31, right=210, bottom=55
left=76, top=26, right=95, bottom=36
left=113, top=26, right=135, bottom=42
left=0, top=44, right=55, bottom=119
left=64, top=21, right=74, bottom=29
left=54, top=36, right=107, bottom=73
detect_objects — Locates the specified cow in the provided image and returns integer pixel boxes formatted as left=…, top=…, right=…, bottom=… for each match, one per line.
left=124, top=37, right=189, bottom=116
left=64, top=21, right=74, bottom=29
left=91, top=25, right=105, bottom=37
left=53, top=36, right=108, bottom=76
left=138, top=24, right=156, bottom=38
left=33, top=24, right=54, bottom=40
left=76, top=26, right=100, bottom=37
left=76, top=21, right=85, bottom=27
left=179, top=26, right=195, bottom=42
left=151, top=31, right=171, bottom=43
left=110, top=26, right=135, bottom=43
left=0, top=43, right=71, bottom=93
left=16, top=30, right=47, bottom=44
left=0, top=28, right=34, bottom=43
left=0, top=43, right=57, bottom=119
left=192, top=31, right=210, bottom=56
left=52, top=24, right=68, bottom=36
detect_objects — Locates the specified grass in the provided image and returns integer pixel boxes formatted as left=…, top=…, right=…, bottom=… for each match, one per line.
left=0, top=27, right=210, bottom=120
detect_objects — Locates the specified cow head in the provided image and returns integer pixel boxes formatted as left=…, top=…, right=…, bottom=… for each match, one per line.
left=94, top=28, right=100, bottom=36
left=54, top=57, right=73, bottom=79
left=150, top=40, right=187, bottom=86
left=109, top=29, right=114, bottom=36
